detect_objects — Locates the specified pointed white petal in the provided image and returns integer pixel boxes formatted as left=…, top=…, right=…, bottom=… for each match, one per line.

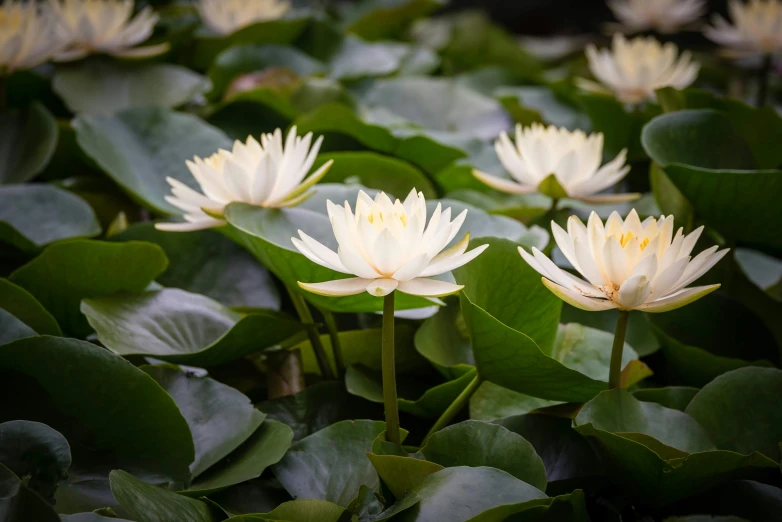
left=636, top=284, right=720, bottom=313
left=366, top=278, right=399, bottom=296
left=397, top=278, right=464, bottom=298
left=297, top=278, right=373, bottom=297
left=617, top=274, right=651, bottom=309
left=541, top=278, right=617, bottom=311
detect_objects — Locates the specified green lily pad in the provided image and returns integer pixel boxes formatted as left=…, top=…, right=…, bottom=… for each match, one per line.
left=0, top=310, right=36, bottom=345
left=560, top=305, right=660, bottom=357
left=366, top=454, right=444, bottom=499
left=328, top=35, right=430, bottom=81
left=0, top=462, right=59, bottom=522
left=464, top=489, right=590, bottom=522
left=0, top=184, right=101, bottom=254
left=112, top=222, right=281, bottom=309
left=494, top=86, right=591, bottom=130
left=398, top=368, right=479, bottom=418
left=60, top=514, right=134, bottom=521
left=142, top=365, right=265, bottom=479
left=414, top=298, right=474, bottom=376
left=206, top=88, right=298, bottom=140
left=9, top=240, right=168, bottom=338
left=632, top=387, right=700, bottom=412
left=735, top=248, right=782, bottom=301
left=272, top=419, right=386, bottom=507
left=470, top=381, right=558, bottom=421
left=73, top=107, right=231, bottom=215
left=685, top=367, right=782, bottom=461
left=420, top=420, right=547, bottom=491
left=53, top=59, right=210, bottom=114
left=0, top=279, right=61, bottom=336
left=343, top=0, right=445, bottom=40
left=82, top=288, right=304, bottom=367
left=224, top=499, right=353, bottom=522
left=0, top=102, right=58, bottom=184
left=109, top=470, right=220, bottom=522
left=0, top=337, right=194, bottom=483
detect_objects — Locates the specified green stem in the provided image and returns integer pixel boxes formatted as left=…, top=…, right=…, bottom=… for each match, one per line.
left=757, top=53, right=773, bottom=108
left=548, top=198, right=559, bottom=215
left=286, top=285, right=335, bottom=381
left=321, top=309, right=345, bottom=379
left=608, top=310, right=630, bottom=390
left=382, top=292, right=401, bottom=445
left=421, top=374, right=482, bottom=446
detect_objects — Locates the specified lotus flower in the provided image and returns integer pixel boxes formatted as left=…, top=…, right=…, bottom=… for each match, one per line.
left=581, top=34, right=700, bottom=104
left=293, top=190, right=489, bottom=297
left=609, top=0, right=706, bottom=34
left=0, top=1, right=63, bottom=74
left=156, top=127, right=332, bottom=232
left=473, top=124, right=638, bottom=204
left=49, top=0, right=168, bottom=61
left=197, top=0, right=291, bottom=36
left=520, top=210, right=728, bottom=312
left=704, top=0, right=782, bottom=58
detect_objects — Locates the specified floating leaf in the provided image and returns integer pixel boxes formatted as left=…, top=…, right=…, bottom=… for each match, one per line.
left=366, top=454, right=443, bottom=499
left=0, top=102, right=58, bottom=184
left=0, top=279, right=61, bottom=336
left=344, top=0, right=445, bottom=40
left=224, top=499, right=353, bottom=522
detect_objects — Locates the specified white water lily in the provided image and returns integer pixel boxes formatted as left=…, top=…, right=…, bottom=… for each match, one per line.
left=293, top=190, right=489, bottom=298
left=49, top=0, right=168, bottom=61
left=704, top=0, right=782, bottom=57
left=581, top=34, right=700, bottom=104
left=473, top=124, right=637, bottom=204
left=609, top=0, right=706, bottom=34
left=156, top=127, right=332, bottom=232
left=520, top=210, right=728, bottom=312
left=0, top=1, right=63, bottom=74
left=197, top=0, right=291, bottom=36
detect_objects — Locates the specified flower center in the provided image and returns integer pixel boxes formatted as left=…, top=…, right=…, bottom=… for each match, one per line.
left=617, top=231, right=650, bottom=250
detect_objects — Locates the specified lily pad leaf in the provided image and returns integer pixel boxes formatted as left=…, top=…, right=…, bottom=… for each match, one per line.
left=0, top=102, right=58, bottom=184
left=366, top=453, right=443, bottom=499
left=398, top=368, right=479, bottom=419
left=343, top=0, right=445, bottom=40
left=419, top=420, right=547, bottom=491
left=82, top=288, right=304, bottom=367
left=9, top=240, right=168, bottom=338
left=0, top=184, right=101, bottom=254
left=0, top=337, right=194, bottom=483
left=0, top=279, right=61, bottom=336
left=0, top=309, right=37, bottom=345
left=0, top=462, right=59, bottom=522
left=223, top=499, right=354, bottom=522
left=272, top=420, right=386, bottom=507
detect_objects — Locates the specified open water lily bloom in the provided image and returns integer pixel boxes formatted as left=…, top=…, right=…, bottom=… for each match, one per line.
left=704, top=0, right=782, bottom=58
left=197, top=0, right=291, bottom=35
left=608, top=0, right=706, bottom=34
left=581, top=34, right=700, bottom=104
left=293, top=190, right=489, bottom=298
left=49, top=0, right=168, bottom=61
left=520, top=210, right=729, bottom=312
left=473, top=124, right=637, bottom=204
left=156, top=127, right=332, bottom=232
left=0, top=1, right=63, bottom=74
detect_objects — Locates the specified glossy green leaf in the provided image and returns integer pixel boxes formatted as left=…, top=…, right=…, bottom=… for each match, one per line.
left=0, top=462, right=59, bottom=522
left=142, top=366, right=265, bottom=478
left=465, top=489, right=590, bottom=522
left=420, top=420, right=547, bottom=491
left=82, top=288, right=303, bottom=367
left=414, top=298, right=474, bottom=376
left=560, top=304, right=660, bottom=357
left=109, top=470, right=220, bottom=522
left=578, top=93, right=659, bottom=161
left=9, top=240, right=168, bottom=338
left=632, top=387, right=699, bottom=412
left=686, top=367, right=782, bottom=461
left=649, top=162, right=693, bottom=228
left=328, top=35, right=433, bottom=81
left=552, top=323, right=639, bottom=382
left=469, top=381, right=557, bottom=421
left=272, top=420, right=386, bottom=507
left=0, top=310, right=36, bottom=346
left=60, top=514, right=134, bottom=522
left=494, top=86, right=591, bottom=130
left=0, top=337, right=194, bottom=483
left=206, top=88, right=297, bottom=140
left=374, top=466, right=547, bottom=522
left=366, top=454, right=443, bottom=499
left=73, top=107, right=231, bottom=215
left=186, top=419, right=293, bottom=496
left=313, top=152, right=436, bottom=198
left=53, top=59, right=210, bottom=114
left=112, top=222, right=281, bottom=309
left=398, top=368, right=479, bottom=418
left=0, top=102, right=58, bottom=184
left=735, top=248, right=782, bottom=301
left=343, top=0, right=445, bottom=40
left=0, top=279, right=61, bottom=336
left=0, top=184, right=100, bottom=254
left=224, top=499, right=353, bottom=522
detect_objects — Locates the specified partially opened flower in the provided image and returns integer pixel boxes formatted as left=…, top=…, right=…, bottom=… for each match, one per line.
left=293, top=190, right=489, bottom=297
left=704, top=0, right=782, bottom=58
left=197, top=0, right=291, bottom=35
left=581, top=34, right=700, bottom=104
left=473, top=124, right=638, bottom=204
left=520, top=210, right=728, bottom=312
left=608, top=0, right=706, bottom=34
left=156, top=127, right=332, bottom=232
left=49, top=0, right=169, bottom=61
left=0, top=1, right=63, bottom=74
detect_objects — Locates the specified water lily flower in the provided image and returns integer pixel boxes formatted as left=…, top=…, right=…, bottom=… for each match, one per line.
left=197, top=0, right=291, bottom=36
left=520, top=210, right=728, bottom=312
left=473, top=124, right=638, bottom=204
left=0, top=1, right=64, bottom=75
left=608, top=0, right=706, bottom=34
left=49, top=0, right=169, bottom=61
left=704, top=0, right=782, bottom=58
left=156, top=127, right=332, bottom=232
left=293, top=190, right=489, bottom=298
left=581, top=34, right=700, bottom=104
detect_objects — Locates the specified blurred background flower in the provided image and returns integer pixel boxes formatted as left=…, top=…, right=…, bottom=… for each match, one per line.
left=0, top=1, right=63, bottom=75
left=197, top=0, right=292, bottom=35
left=608, top=0, right=706, bottom=34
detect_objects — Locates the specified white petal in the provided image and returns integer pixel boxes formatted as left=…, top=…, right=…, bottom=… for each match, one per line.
left=617, top=274, right=651, bottom=309
left=397, top=278, right=464, bottom=297
left=372, top=229, right=403, bottom=276
left=297, top=278, right=373, bottom=297
left=155, top=220, right=223, bottom=232
left=541, top=278, right=617, bottom=311
left=419, top=244, right=489, bottom=277
left=650, top=256, right=689, bottom=298
left=574, top=237, right=608, bottom=286
left=472, top=169, right=537, bottom=194
left=366, top=278, right=399, bottom=296
left=292, top=232, right=347, bottom=273
left=636, top=284, right=720, bottom=313
left=392, top=253, right=430, bottom=281
left=602, top=236, right=629, bottom=284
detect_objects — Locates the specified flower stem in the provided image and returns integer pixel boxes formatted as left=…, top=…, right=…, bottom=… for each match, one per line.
left=382, top=292, right=401, bottom=445
left=320, top=309, right=345, bottom=379
left=421, top=373, right=481, bottom=446
left=757, top=53, right=773, bottom=108
left=608, top=310, right=630, bottom=390
left=286, top=285, right=335, bottom=381
left=548, top=198, right=559, bottom=215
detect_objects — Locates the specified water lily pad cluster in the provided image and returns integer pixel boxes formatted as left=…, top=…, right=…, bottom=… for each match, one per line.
left=1, top=0, right=781, bottom=521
